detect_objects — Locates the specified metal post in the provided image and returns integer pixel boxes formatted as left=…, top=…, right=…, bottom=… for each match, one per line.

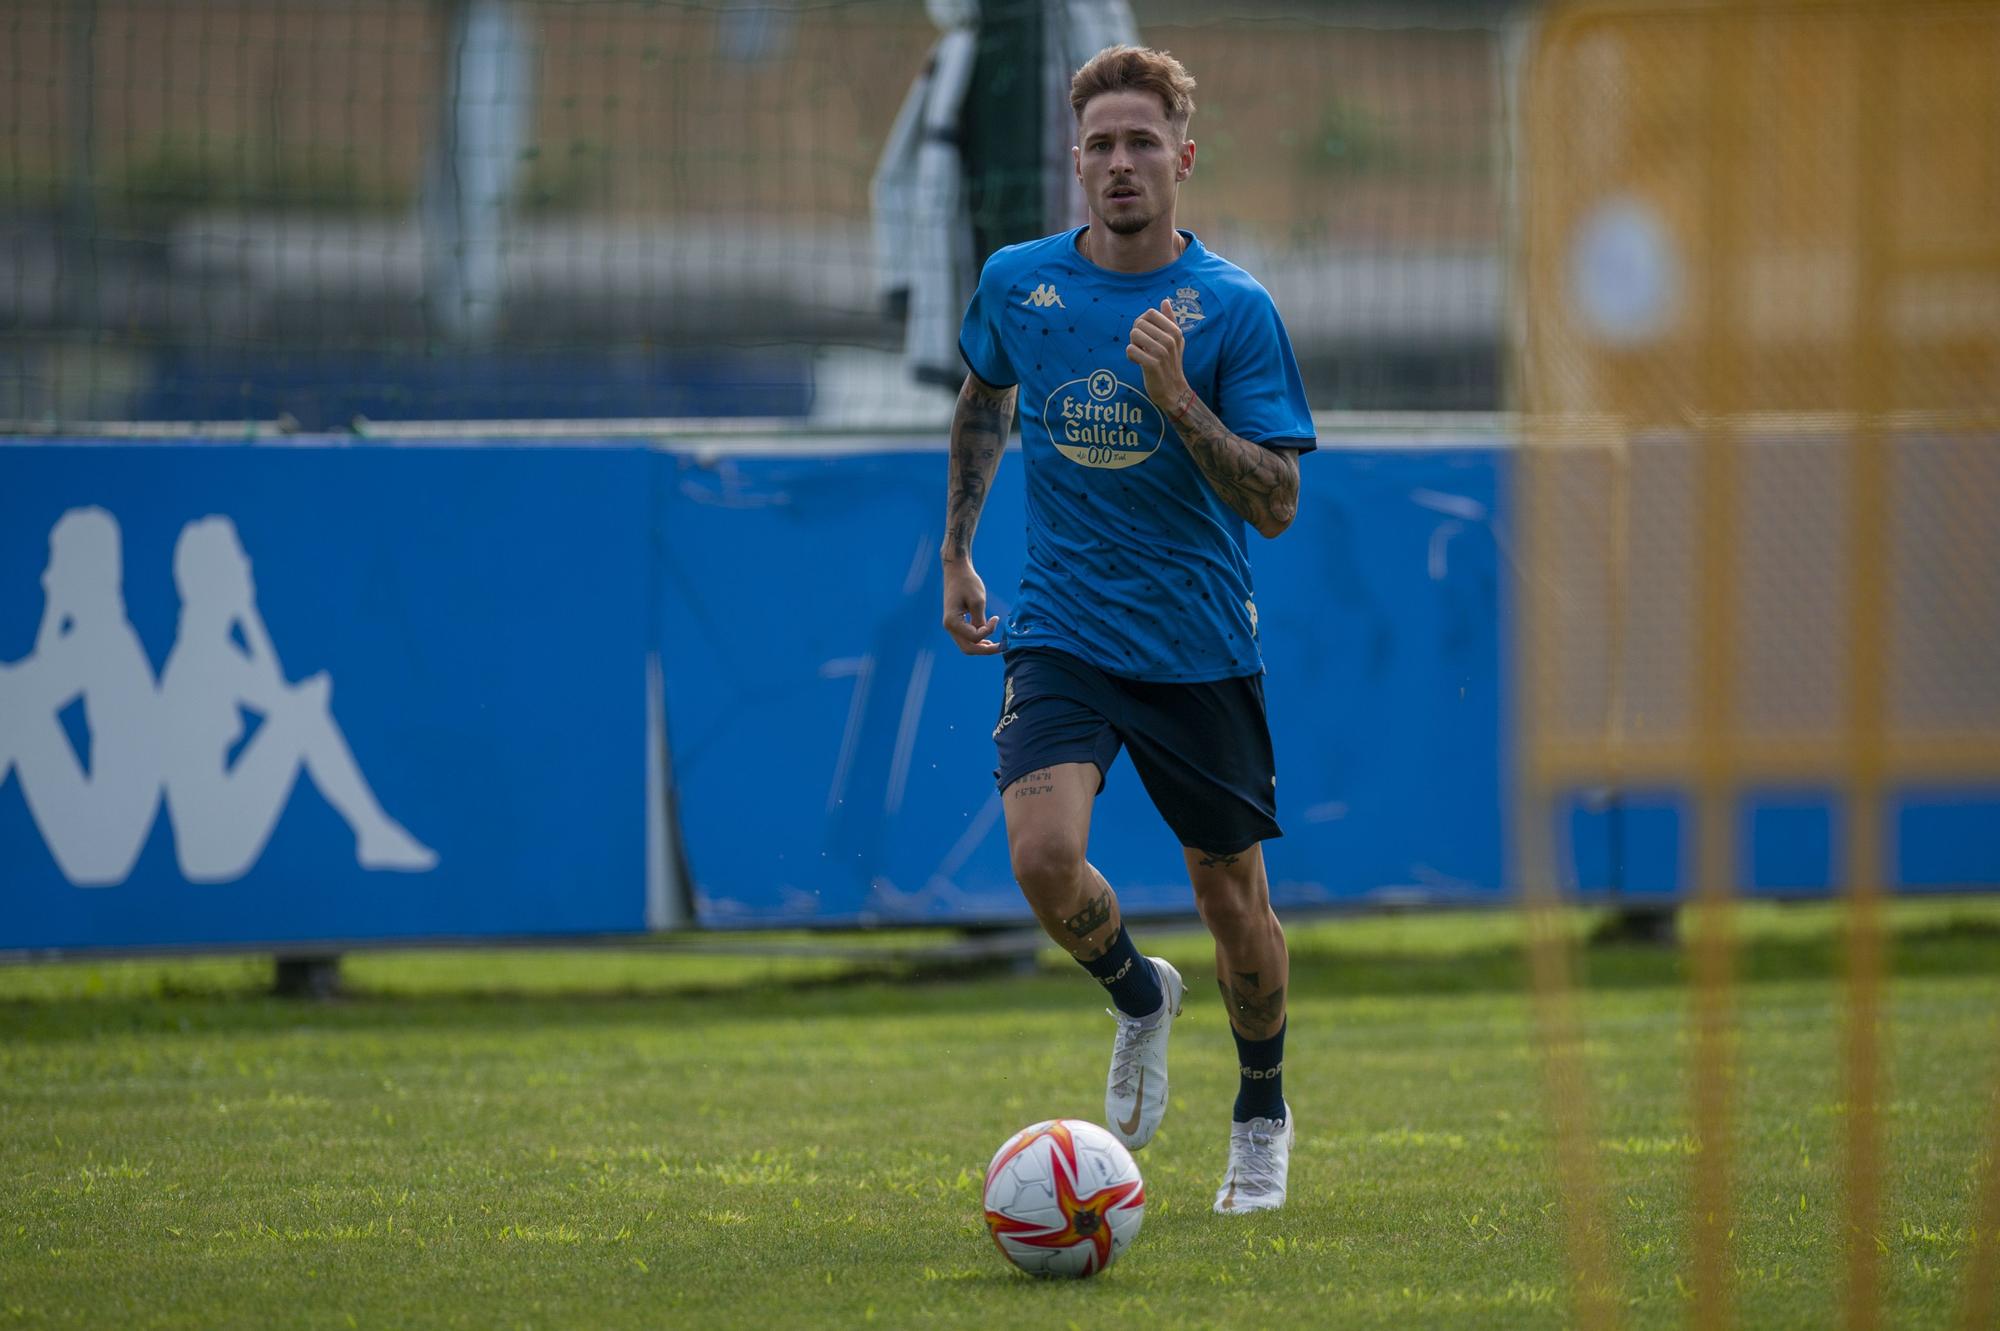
left=272, top=954, right=343, bottom=1000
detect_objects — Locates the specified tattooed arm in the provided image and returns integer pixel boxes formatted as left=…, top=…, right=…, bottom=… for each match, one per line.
left=1167, top=392, right=1300, bottom=540
left=1125, top=299, right=1301, bottom=539
left=940, top=371, right=1018, bottom=656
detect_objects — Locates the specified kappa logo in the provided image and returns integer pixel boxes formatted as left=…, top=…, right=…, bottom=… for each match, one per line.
left=0, top=506, right=437, bottom=887
left=1021, top=283, right=1066, bottom=309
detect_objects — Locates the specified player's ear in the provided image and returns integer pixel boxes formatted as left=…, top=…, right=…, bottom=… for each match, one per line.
left=1177, top=138, right=1195, bottom=181
left=1072, top=144, right=1082, bottom=183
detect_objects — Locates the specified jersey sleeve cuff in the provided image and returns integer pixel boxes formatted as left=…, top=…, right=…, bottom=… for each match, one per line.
left=957, top=340, right=1018, bottom=390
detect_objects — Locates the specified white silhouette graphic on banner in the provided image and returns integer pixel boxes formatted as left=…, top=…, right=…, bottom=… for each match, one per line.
left=1, top=508, right=437, bottom=886
left=160, top=517, right=437, bottom=882
left=0, top=508, right=163, bottom=885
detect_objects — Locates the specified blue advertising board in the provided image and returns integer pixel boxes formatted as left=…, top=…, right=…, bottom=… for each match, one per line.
left=4, top=431, right=1994, bottom=953
left=653, top=441, right=1510, bottom=925
left=1257, top=447, right=1505, bottom=908
left=660, top=445, right=1216, bottom=923
left=657, top=440, right=1996, bottom=926
left=654, top=447, right=1059, bottom=925
left=0, top=439, right=655, bottom=952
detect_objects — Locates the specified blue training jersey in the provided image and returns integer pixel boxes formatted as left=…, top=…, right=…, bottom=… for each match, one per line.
left=959, top=227, right=1316, bottom=683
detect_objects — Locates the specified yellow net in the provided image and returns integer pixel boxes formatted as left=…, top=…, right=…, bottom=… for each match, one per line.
left=1514, top=3, right=2000, bottom=1326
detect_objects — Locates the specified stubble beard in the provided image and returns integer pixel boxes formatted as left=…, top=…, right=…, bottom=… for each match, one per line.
left=1102, top=207, right=1156, bottom=237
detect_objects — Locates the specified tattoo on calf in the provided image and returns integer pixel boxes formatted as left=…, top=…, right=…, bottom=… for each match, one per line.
left=1063, top=889, right=1113, bottom=939
left=1221, top=971, right=1286, bottom=1031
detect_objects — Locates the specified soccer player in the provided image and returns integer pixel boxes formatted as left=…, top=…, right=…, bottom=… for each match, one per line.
left=939, top=44, right=1314, bottom=1214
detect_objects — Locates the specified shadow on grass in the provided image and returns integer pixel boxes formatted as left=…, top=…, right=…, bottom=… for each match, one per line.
left=4, top=915, right=1998, bottom=1045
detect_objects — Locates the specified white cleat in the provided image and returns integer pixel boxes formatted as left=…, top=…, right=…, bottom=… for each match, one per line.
left=1214, top=1102, right=1293, bottom=1214
left=1104, top=958, right=1185, bottom=1151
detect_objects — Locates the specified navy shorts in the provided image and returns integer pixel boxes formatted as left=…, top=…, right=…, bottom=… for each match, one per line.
left=992, top=647, right=1283, bottom=856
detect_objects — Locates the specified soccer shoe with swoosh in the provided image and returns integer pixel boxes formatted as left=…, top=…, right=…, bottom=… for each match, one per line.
left=1214, top=1102, right=1293, bottom=1214
left=1104, top=957, right=1185, bottom=1151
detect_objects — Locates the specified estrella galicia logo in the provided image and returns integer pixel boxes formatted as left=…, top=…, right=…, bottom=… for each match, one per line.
left=1041, top=369, right=1164, bottom=470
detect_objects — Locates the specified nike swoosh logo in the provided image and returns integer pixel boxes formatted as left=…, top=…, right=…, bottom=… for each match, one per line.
left=1118, top=1066, right=1146, bottom=1138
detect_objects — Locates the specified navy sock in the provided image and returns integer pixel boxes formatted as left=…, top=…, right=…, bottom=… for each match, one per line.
left=1232, top=1018, right=1286, bottom=1123
left=1079, top=926, right=1164, bottom=1018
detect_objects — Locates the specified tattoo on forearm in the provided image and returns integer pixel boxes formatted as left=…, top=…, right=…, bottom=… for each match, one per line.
left=943, top=377, right=1017, bottom=561
left=1063, top=889, right=1113, bottom=939
left=1167, top=392, right=1299, bottom=537
left=1219, top=971, right=1286, bottom=1032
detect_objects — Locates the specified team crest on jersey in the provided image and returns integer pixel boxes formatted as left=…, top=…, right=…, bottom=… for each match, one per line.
left=1042, top=370, right=1164, bottom=470
left=1169, top=287, right=1205, bottom=331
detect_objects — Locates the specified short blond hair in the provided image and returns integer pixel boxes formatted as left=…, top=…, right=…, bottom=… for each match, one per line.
left=1069, top=45, right=1196, bottom=136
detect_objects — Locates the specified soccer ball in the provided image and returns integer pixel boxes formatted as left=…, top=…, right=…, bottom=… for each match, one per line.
left=981, top=1118, right=1146, bottom=1278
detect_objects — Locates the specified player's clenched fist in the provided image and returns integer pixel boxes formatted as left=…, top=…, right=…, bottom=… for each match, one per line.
left=1125, top=299, right=1189, bottom=410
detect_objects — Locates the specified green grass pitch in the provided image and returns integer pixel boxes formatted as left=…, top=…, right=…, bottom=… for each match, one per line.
left=4, top=901, right=1998, bottom=1329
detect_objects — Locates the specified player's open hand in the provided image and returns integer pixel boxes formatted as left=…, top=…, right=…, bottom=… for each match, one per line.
left=942, top=558, right=1003, bottom=656
left=1126, top=299, right=1189, bottom=410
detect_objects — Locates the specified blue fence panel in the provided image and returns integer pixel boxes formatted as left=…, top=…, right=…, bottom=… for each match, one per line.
left=1555, top=786, right=2000, bottom=899
left=657, top=440, right=1995, bottom=928
left=1256, top=447, right=1506, bottom=908
left=0, top=440, right=653, bottom=951
left=655, top=449, right=1061, bottom=926
left=655, top=442, right=1511, bottom=926
left=6, top=433, right=1993, bottom=952
left=1898, top=790, right=2000, bottom=889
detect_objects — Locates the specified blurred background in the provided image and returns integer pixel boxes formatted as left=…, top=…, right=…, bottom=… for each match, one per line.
left=0, top=0, right=1994, bottom=942
left=1, top=0, right=1517, bottom=429
left=3, top=9, right=1997, bottom=1325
